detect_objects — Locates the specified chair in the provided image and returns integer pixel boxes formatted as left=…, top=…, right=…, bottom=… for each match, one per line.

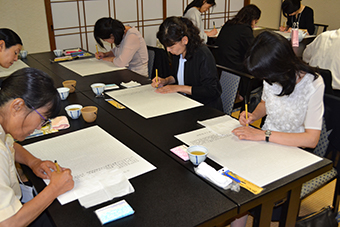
left=147, top=48, right=155, bottom=79
left=217, top=65, right=254, bottom=115
left=206, top=44, right=219, bottom=63
left=317, top=68, right=334, bottom=95
left=313, top=23, right=329, bottom=35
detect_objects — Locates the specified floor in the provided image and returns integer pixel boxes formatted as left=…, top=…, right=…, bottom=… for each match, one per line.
left=229, top=110, right=340, bottom=226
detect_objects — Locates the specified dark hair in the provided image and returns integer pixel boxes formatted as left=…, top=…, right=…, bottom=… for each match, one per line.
left=227, top=4, right=261, bottom=26
left=245, top=31, right=317, bottom=96
left=183, top=0, right=216, bottom=15
left=157, top=17, right=203, bottom=60
left=0, top=68, right=61, bottom=118
left=282, top=0, right=301, bottom=18
left=94, top=17, right=125, bottom=47
left=0, top=28, right=23, bottom=48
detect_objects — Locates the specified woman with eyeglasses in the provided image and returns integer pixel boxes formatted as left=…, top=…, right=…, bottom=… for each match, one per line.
left=0, top=68, right=74, bottom=226
left=0, top=28, right=22, bottom=69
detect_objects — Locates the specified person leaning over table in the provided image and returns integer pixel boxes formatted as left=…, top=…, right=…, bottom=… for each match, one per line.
left=151, top=16, right=223, bottom=111
left=230, top=30, right=324, bottom=227
left=0, top=28, right=22, bottom=69
left=0, top=68, right=74, bottom=226
left=279, top=0, right=314, bottom=35
left=94, top=17, right=149, bottom=77
left=183, top=0, right=218, bottom=43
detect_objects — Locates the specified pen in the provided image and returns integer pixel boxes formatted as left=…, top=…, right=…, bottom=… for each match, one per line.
left=55, top=160, right=61, bottom=173
left=155, top=69, right=158, bottom=88
left=96, top=44, right=99, bottom=59
left=245, top=103, right=249, bottom=127
left=213, top=21, right=215, bottom=29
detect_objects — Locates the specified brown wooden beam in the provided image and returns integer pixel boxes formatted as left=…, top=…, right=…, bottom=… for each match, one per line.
left=44, top=0, right=56, bottom=51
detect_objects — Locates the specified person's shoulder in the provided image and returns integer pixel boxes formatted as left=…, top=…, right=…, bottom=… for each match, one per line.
left=185, top=7, right=199, bottom=16
left=304, top=6, right=314, bottom=13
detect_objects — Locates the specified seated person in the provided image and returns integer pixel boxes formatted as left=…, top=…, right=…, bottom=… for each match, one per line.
left=280, top=0, right=314, bottom=35
left=183, top=0, right=218, bottom=43
left=303, top=28, right=340, bottom=94
left=152, top=16, right=223, bottom=111
left=94, top=17, right=149, bottom=77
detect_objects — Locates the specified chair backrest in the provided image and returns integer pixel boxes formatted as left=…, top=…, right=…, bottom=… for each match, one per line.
left=147, top=48, right=155, bottom=79
left=313, top=23, right=329, bottom=35
left=317, top=68, right=334, bottom=95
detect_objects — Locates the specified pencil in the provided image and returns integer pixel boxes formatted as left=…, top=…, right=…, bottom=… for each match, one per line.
left=245, top=104, right=249, bottom=127
left=213, top=21, right=216, bottom=29
left=55, top=160, right=61, bottom=173
left=95, top=45, right=99, bottom=59
left=155, top=69, right=158, bottom=88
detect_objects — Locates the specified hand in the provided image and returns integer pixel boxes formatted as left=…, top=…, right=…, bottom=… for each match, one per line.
left=30, top=159, right=55, bottom=179
left=232, top=126, right=265, bottom=141
left=48, top=168, right=74, bottom=196
left=95, top=52, right=105, bottom=59
left=154, top=85, right=180, bottom=94
left=206, top=28, right=218, bottom=37
left=102, top=56, right=114, bottom=62
left=279, top=26, right=286, bottom=32
left=239, top=111, right=256, bottom=126
left=151, top=77, right=167, bottom=88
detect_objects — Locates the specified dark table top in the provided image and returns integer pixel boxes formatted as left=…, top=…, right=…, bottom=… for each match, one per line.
left=20, top=92, right=238, bottom=227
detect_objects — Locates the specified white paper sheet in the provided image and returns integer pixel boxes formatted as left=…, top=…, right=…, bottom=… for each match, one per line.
left=24, top=126, right=156, bottom=205
left=175, top=116, right=322, bottom=187
left=0, top=60, right=29, bottom=78
left=274, top=30, right=316, bottom=40
left=106, top=84, right=203, bottom=118
left=59, top=58, right=126, bottom=76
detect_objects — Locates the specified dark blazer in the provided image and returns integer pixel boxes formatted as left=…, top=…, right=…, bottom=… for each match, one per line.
left=170, top=45, right=223, bottom=111
left=287, top=6, right=314, bottom=35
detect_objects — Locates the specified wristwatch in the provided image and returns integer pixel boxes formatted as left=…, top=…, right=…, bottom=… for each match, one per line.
left=265, top=130, right=271, bottom=142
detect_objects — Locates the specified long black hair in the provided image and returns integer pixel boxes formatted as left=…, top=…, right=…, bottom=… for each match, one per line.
left=0, top=68, right=61, bottom=118
left=227, top=4, right=261, bottom=26
left=183, top=0, right=216, bottom=15
left=282, top=0, right=301, bottom=18
left=157, top=17, right=203, bottom=60
left=245, top=31, right=317, bottom=96
left=94, top=17, right=125, bottom=47
left=0, top=28, right=23, bottom=48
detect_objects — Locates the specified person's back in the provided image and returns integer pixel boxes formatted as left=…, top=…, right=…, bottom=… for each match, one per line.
left=303, top=29, right=340, bottom=90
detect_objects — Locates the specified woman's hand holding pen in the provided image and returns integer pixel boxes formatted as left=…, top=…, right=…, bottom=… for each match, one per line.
left=239, top=110, right=256, bottom=126
left=30, top=159, right=56, bottom=180
left=48, top=167, right=74, bottom=196
left=95, top=51, right=105, bottom=59
left=151, top=76, right=168, bottom=88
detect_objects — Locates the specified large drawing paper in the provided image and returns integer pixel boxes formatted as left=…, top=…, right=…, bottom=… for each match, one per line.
left=59, top=58, right=126, bottom=76
left=24, top=126, right=156, bottom=205
left=106, top=84, right=203, bottom=118
left=0, top=60, right=29, bottom=78
left=176, top=115, right=321, bottom=187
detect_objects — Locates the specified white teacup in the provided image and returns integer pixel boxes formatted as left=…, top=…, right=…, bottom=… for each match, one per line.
left=57, top=87, right=70, bottom=100
left=91, top=83, right=105, bottom=97
left=187, top=145, right=208, bottom=166
left=65, top=104, right=83, bottom=119
left=20, top=50, right=28, bottom=58
left=53, top=49, right=63, bottom=57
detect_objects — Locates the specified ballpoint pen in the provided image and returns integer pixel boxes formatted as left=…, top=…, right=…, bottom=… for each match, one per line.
left=55, top=160, right=61, bottom=172
left=155, top=69, right=159, bottom=88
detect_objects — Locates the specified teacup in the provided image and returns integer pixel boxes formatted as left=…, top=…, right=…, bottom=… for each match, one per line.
left=62, top=80, right=77, bottom=93
left=91, top=83, right=105, bottom=97
left=53, top=49, right=63, bottom=57
left=187, top=145, right=208, bottom=166
left=57, top=87, right=70, bottom=100
left=81, top=106, right=98, bottom=123
left=65, top=104, right=83, bottom=119
left=20, top=50, right=28, bottom=58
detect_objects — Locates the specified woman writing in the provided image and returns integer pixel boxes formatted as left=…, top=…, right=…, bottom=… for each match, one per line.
left=183, top=0, right=218, bottom=43
left=279, top=0, right=314, bottom=35
left=0, top=28, right=22, bottom=69
left=152, top=17, right=222, bottom=111
left=232, top=31, right=324, bottom=148
left=0, top=68, right=74, bottom=226
left=94, top=17, right=149, bottom=77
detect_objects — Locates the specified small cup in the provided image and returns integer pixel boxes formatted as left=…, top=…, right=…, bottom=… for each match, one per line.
left=187, top=145, right=208, bottom=166
left=91, top=83, right=105, bottom=97
left=62, top=80, right=77, bottom=93
left=20, top=50, right=28, bottom=58
left=53, top=49, right=63, bottom=57
left=57, top=87, right=70, bottom=100
left=81, top=106, right=98, bottom=123
left=65, top=104, right=83, bottom=119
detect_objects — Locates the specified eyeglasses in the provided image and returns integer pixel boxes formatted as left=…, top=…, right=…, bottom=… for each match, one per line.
left=32, top=108, right=51, bottom=128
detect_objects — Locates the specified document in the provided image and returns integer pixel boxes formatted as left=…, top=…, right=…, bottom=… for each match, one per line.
left=106, top=84, right=203, bottom=118
left=176, top=116, right=322, bottom=187
left=0, top=60, right=29, bottom=78
left=24, top=126, right=156, bottom=206
left=59, top=58, right=126, bottom=76
left=274, top=30, right=316, bottom=40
